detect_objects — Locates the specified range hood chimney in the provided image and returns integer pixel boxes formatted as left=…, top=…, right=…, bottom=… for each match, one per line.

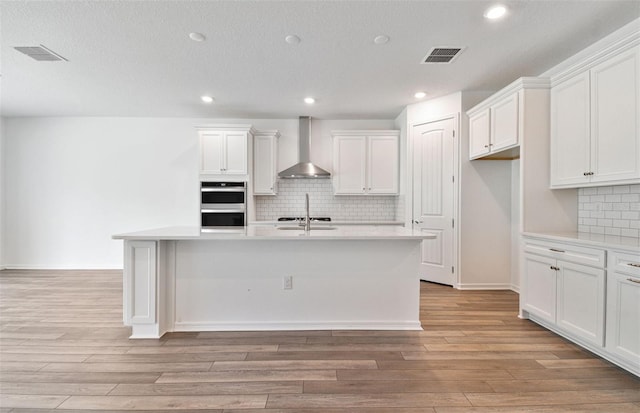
left=278, top=116, right=331, bottom=179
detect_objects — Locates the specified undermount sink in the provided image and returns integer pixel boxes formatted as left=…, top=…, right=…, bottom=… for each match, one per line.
left=277, top=226, right=337, bottom=231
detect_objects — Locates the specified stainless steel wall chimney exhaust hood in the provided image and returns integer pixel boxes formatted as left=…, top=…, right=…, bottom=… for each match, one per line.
left=278, top=116, right=331, bottom=179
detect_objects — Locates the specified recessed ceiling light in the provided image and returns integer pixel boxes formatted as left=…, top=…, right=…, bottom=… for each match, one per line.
left=201, top=95, right=214, bottom=104
left=189, top=32, right=206, bottom=42
left=484, top=5, right=507, bottom=20
left=373, top=35, right=390, bottom=44
left=414, top=92, right=427, bottom=99
left=285, top=35, right=301, bottom=44
left=304, top=97, right=315, bottom=104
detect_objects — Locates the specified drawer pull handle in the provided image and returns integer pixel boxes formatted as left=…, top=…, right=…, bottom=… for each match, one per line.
left=627, top=263, right=640, bottom=268
left=627, top=278, right=640, bottom=284
left=550, top=266, right=560, bottom=271
left=549, top=248, right=565, bottom=253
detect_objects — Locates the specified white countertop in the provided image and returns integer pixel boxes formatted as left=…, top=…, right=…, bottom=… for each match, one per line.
left=250, top=220, right=405, bottom=226
left=523, top=231, right=640, bottom=253
left=113, top=225, right=435, bottom=241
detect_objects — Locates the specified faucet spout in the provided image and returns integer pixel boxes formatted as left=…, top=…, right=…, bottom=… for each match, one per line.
left=304, top=193, right=311, bottom=232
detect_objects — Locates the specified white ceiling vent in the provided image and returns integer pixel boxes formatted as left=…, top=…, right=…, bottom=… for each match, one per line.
left=421, top=47, right=465, bottom=64
left=14, top=45, right=67, bottom=61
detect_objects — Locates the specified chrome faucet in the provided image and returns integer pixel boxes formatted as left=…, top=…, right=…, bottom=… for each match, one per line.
left=302, top=193, right=311, bottom=232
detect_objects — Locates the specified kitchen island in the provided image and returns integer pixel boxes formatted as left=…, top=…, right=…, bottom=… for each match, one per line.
left=113, top=225, right=435, bottom=338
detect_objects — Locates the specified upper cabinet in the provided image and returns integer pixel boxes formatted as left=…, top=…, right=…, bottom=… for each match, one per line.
left=467, top=77, right=549, bottom=160
left=197, top=125, right=255, bottom=180
left=253, top=130, right=280, bottom=195
left=332, top=130, right=400, bottom=195
left=550, top=45, right=640, bottom=188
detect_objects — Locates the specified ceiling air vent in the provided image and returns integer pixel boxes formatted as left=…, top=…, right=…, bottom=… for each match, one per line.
left=14, top=45, right=67, bottom=61
left=421, top=47, right=464, bottom=64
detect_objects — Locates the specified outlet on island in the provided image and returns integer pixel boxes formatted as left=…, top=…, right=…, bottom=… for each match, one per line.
left=283, top=275, right=293, bottom=290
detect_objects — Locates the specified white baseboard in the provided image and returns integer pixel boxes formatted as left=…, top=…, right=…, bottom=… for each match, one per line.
left=510, top=284, right=520, bottom=294
left=173, top=320, right=424, bottom=332
left=457, top=283, right=513, bottom=290
left=2, top=265, right=123, bottom=270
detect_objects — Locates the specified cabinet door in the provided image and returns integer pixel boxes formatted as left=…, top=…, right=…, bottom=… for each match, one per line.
left=590, top=46, right=640, bottom=184
left=224, top=132, right=248, bottom=175
left=200, top=132, right=225, bottom=174
left=367, top=135, right=398, bottom=194
left=469, top=109, right=490, bottom=159
left=333, top=136, right=366, bottom=194
left=522, top=253, right=557, bottom=323
left=556, top=261, right=605, bottom=346
left=490, top=93, right=519, bottom=152
left=550, top=72, right=591, bottom=187
left=253, top=135, right=277, bottom=195
left=606, top=272, right=640, bottom=369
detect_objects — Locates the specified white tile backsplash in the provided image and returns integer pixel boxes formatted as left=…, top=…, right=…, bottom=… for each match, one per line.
left=578, top=184, right=640, bottom=238
left=255, top=179, right=398, bottom=221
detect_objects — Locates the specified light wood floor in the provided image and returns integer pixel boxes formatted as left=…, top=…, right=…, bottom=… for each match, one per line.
left=0, top=270, right=638, bottom=412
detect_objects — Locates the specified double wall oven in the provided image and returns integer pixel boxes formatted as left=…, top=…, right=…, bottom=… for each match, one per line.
left=200, top=182, right=246, bottom=232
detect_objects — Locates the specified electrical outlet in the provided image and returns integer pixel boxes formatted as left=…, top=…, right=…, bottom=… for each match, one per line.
left=283, top=275, right=293, bottom=290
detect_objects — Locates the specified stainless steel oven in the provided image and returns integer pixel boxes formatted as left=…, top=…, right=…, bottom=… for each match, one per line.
left=200, top=182, right=246, bottom=232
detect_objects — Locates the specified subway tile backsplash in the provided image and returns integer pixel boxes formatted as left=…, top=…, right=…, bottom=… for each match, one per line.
left=255, top=179, right=398, bottom=221
left=578, top=184, right=640, bottom=238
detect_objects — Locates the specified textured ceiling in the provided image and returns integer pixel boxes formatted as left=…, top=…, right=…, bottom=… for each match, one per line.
left=1, top=0, right=639, bottom=119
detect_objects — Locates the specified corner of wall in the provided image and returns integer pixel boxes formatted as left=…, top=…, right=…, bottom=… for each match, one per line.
left=0, top=116, right=5, bottom=270
left=394, top=108, right=408, bottom=223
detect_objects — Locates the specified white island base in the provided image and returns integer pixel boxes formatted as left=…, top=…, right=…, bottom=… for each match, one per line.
left=116, top=226, right=432, bottom=338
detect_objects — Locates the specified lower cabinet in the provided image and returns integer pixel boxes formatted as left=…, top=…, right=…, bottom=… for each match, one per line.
left=606, top=250, right=640, bottom=374
left=556, top=261, right=605, bottom=346
left=521, top=236, right=639, bottom=377
left=522, top=240, right=605, bottom=346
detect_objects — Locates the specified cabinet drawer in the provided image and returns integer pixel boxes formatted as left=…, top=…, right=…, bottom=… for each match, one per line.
left=609, top=250, right=640, bottom=277
left=524, top=240, right=605, bottom=268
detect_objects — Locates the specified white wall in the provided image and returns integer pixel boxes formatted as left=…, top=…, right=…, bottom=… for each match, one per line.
left=3, top=116, right=393, bottom=269
left=404, top=91, right=513, bottom=289
left=511, top=159, right=521, bottom=291
left=460, top=92, right=514, bottom=289
left=0, top=116, right=4, bottom=269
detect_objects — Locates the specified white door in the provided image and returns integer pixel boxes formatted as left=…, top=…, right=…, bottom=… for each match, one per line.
left=412, top=117, right=456, bottom=286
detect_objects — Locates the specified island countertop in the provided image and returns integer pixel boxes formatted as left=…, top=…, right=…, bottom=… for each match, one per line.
left=113, top=225, right=436, bottom=241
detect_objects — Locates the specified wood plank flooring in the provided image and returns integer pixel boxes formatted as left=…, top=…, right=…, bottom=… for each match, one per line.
left=1, top=270, right=638, bottom=412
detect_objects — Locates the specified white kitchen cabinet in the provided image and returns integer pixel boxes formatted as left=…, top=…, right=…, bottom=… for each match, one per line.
left=556, top=260, right=605, bottom=346
left=550, top=72, right=591, bottom=186
left=606, top=250, right=640, bottom=376
left=197, top=125, right=255, bottom=178
left=253, top=130, right=279, bottom=195
left=468, top=109, right=490, bottom=159
left=522, top=238, right=606, bottom=347
left=522, top=253, right=557, bottom=324
left=550, top=45, right=640, bottom=188
left=467, top=78, right=549, bottom=160
left=490, top=93, right=519, bottom=152
left=332, top=130, right=399, bottom=195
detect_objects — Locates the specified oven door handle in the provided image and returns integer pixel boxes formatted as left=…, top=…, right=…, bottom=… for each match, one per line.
left=201, top=187, right=245, bottom=192
left=202, top=208, right=245, bottom=213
